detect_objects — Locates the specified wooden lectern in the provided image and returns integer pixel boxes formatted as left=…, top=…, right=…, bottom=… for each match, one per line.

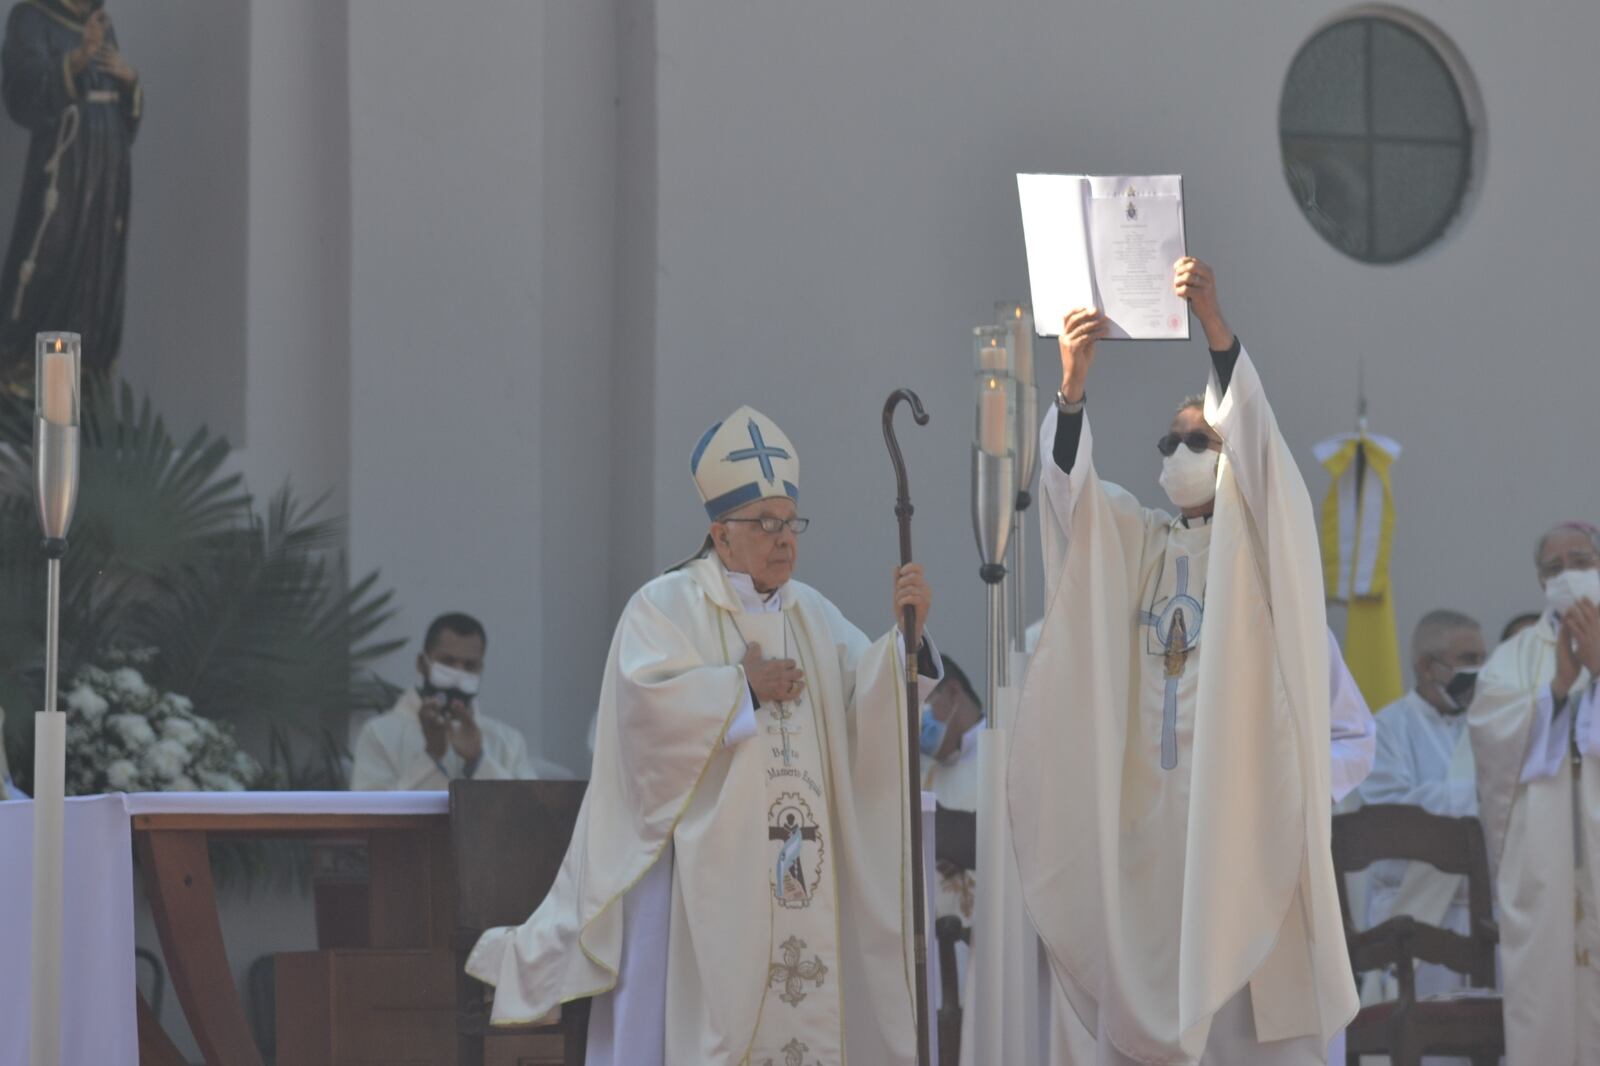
left=451, top=779, right=590, bottom=1066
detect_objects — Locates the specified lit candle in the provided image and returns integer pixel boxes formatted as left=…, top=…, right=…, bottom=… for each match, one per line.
left=981, top=340, right=1006, bottom=372
left=973, top=324, right=1011, bottom=374
left=40, top=339, right=75, bottom=426
left=978, top=375, right=1010, bottom=456
left=997, top=302, right=1034, bottom=385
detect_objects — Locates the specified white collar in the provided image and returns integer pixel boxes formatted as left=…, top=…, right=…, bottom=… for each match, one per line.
left=724, top=565, right=787, bottom=613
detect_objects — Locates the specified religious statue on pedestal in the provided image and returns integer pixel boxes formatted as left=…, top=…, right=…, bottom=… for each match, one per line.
left=0, top=0, right=141, bottom=390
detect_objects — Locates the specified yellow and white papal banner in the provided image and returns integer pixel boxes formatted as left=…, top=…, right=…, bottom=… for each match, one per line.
left=1314, top=432, right=1404, bottom=711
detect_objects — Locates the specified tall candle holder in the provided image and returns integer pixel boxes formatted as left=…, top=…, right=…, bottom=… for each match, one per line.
left=971, top=326, right=1016, bottom=725
left=995, top=303, right=1038, bottom=654
left=31, top=331, right=79, bottom=1066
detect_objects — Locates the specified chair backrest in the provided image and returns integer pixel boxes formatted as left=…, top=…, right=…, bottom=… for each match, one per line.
left=935, top=805, right=976, bottom=873
left=450, top=779, right=588, bottom=933
left=1330, top=803, right=1496, bottom=985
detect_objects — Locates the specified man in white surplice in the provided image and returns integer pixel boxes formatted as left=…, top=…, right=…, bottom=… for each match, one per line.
left=1468, top=521, right=1600, bottom=1065
left=467, top=405, right=940, bottom=1066
left=919, top=656, right=983, bottom=1010
left=350, top=613, right=542, bottom=789
left=1011, top=259, right=1359, bottom=1065
left=1358, top=608, right=1488, bottom=1018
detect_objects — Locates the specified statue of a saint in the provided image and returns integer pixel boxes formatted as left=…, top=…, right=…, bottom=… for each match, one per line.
left=0, top=0, right=140, bottom=388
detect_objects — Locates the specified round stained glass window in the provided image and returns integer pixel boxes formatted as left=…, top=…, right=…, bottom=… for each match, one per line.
left=1279, top=12, right=1477, bottom=263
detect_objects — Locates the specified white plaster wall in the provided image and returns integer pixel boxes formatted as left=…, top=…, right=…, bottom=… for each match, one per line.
left=537, top=0, right=620, bottom=764
left=347, top=0, right=622, bottom=770
left=238, top=0, right=352, bottom=516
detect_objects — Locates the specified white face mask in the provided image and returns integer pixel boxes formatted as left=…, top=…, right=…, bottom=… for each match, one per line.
left=1545, top=568, right=1600, bottom=617
left=1159, top=447, right=1219, bottom=511
left=426, top=660, right=481, bottom=698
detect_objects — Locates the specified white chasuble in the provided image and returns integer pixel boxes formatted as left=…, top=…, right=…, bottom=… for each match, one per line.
left=1468, top=620, right=1600, bottom=1066
left=1012, top=349, right=1357, bottom=1065
left=466, top=557, right=925, bottom=1066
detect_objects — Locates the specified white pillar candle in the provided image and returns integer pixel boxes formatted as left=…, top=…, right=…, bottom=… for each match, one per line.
left=41, top=352, right=73, bottom=426
left=35, top=333, right=79, bottom=427
left=978, top=375, right=1010, bottom=457
left=973, top=324, right=1011, bottom=375
left=996, top=302, right=1034, bottom=386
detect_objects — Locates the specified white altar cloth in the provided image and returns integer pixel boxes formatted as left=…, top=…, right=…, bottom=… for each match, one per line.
left=0, top=789, right=450, bottom=1066
left=1, top=795, right=137, bottom=1066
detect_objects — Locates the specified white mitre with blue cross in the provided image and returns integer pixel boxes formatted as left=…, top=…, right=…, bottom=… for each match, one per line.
left=690, top=406, right=799, bottom=520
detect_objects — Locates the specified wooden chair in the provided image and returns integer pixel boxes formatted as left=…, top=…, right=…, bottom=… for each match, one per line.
left=452, top=780, right=591, bottom=1066
left=933, top=804, right=977, bottom=1066
left=935, top=916, right=971, bottom=1066
left=1331, top=803, right=1503, bottom=1066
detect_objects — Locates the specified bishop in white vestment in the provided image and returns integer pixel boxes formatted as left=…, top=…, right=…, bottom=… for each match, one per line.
left=467, top=406, right=940, bottom=1066
left=1467, top=522, right=1600, bottom=1066
left=1012, top=260, right=1359, bottom=1066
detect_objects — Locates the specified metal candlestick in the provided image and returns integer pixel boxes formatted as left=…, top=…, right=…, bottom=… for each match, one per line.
left=972, top=444, right=1015, bottom=725
left=1009, top=381, right=1038, bottom=653
left=31, top=331, right=80, bottom=1066
left=995, top=303, right=1038, bottom=656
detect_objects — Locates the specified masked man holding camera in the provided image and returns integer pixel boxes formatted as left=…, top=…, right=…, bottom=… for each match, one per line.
left=351, top=612, right=538, bottom=789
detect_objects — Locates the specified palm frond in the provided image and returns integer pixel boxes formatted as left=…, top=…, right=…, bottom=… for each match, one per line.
left=0, top=376, right=403, bottom=803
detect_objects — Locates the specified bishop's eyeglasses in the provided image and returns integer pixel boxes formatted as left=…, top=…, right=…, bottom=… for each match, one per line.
left=722, top=516, right=811, bottom=535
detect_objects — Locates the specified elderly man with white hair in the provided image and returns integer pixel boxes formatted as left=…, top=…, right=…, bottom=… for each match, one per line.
left=1469, top=520, right=1600, bottom=1066
left=468, top=405, right=940, bottom=1066
left=1357, top=608, right=1488, bottom=1053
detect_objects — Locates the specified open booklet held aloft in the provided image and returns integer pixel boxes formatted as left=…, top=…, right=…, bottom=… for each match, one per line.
left=1017, top=173, right=1189, bottom=341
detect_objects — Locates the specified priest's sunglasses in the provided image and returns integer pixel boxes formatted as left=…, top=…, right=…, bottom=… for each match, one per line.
left=722, top=516, right=811, bottom=535
left=1156, top=431, right=1221, bottom=457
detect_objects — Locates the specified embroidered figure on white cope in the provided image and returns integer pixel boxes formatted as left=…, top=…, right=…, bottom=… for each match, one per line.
left=768, top=793, right=824, bottom=907
left=1139, top=554, right=1204, bottom=770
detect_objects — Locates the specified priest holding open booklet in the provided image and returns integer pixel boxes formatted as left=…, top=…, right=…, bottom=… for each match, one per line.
left=1010, top=201, right=1361, bottom=1062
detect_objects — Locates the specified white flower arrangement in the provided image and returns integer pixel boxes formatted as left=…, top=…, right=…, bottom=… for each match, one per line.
left=62, top=656, right=265, bottom=795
